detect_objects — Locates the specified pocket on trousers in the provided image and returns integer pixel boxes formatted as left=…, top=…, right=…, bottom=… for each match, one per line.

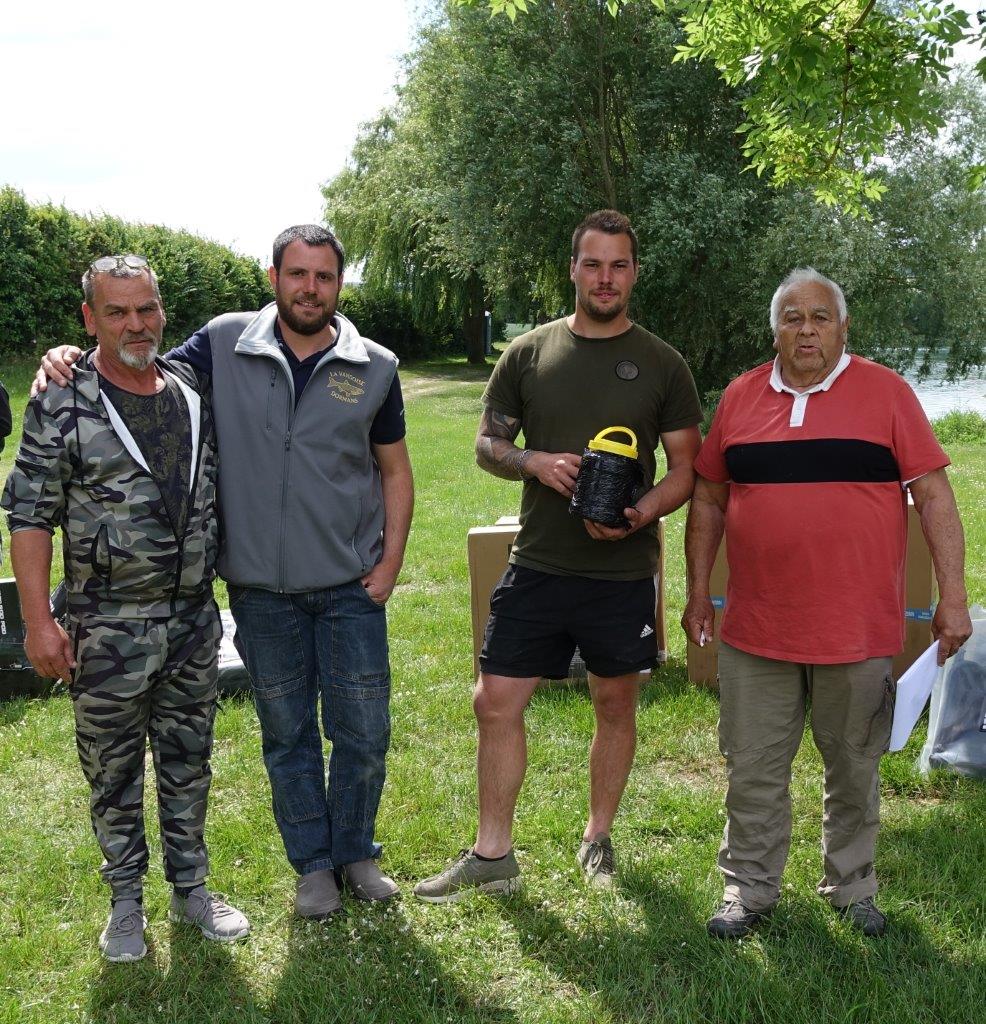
left=858, top=674, right=896, bottom=757
left=75, top=731, right=103, bottom=787
left=273, top=774, right=324, bottom=824
left=333, top=584, right=390, bottom=685
left=356, top=583, right=387, bottom=610
left=250, top=671, right=306, bottom=701
left=232, top=594, right=307, bottom=695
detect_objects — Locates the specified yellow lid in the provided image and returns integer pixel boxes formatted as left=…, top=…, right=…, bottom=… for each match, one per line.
left=587, top=426, right=638, bottom=459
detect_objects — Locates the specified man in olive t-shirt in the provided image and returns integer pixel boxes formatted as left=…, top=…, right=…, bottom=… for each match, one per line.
left=415, top=210, right=702, bottom=902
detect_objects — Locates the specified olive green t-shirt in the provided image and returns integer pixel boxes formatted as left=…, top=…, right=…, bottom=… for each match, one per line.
left=484, top=318, right=702, bottom=579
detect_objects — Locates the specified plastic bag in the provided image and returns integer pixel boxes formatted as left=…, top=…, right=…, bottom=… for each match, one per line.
left=919, top=605, right=986, bottom=777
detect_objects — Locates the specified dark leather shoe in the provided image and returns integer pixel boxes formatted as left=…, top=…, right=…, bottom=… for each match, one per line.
left=706, top=899, right=770, bottom=939
left=838, top=897, right=887, bottom=937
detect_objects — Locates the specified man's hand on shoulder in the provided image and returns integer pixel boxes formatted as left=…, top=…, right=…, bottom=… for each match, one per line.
left=24, top=615, right=76, bottom=682
left=31, top=346, right=83, bottom=397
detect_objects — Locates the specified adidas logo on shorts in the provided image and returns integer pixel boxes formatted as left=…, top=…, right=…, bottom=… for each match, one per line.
left=639, top=624, right=654, bottom=638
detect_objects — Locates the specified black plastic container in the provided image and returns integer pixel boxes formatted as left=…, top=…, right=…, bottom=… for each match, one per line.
left=569, top=426, right=644, bottom=528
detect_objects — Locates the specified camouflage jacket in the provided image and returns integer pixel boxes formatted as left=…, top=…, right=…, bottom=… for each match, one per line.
left=1, top=351, right=219, bottom=618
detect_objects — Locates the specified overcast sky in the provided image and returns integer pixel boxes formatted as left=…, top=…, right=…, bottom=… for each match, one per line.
left=2, top=2, right=981, bottom=267
left=1, top=0, right=418, bottom=263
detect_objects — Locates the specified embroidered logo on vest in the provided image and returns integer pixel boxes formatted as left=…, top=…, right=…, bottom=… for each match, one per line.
left=326, top=372, right=366, bottom=405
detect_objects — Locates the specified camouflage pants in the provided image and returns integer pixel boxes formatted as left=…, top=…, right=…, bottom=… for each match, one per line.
left=69, top=600, right=222, bottom=899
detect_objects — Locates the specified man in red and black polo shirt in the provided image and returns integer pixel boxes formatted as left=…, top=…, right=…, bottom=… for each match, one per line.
left=683, top=267, right=972, bottom=939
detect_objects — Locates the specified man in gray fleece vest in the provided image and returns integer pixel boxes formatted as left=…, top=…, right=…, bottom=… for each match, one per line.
left=37, top=225, right=415, bottom=918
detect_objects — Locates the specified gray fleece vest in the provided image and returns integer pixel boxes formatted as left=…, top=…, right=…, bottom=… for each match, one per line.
left=206, top=304, right=399, bottom=592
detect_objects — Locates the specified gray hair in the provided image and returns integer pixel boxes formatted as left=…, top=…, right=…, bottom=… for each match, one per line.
left=769, top=267, right=847, bottom=333
left=82, top=264, right=163, bottom=307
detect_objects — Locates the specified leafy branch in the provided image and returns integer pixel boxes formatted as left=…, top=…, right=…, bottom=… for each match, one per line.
left=454, top=0, right=986, bottom=214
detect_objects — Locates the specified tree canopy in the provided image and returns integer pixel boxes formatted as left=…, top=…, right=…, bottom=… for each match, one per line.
left=324, top=1, right=985, bottom=385
left=455, top=0, right=986, bottom=212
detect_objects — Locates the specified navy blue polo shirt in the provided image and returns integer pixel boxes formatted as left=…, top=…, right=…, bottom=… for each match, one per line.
left=168, top=317, right=405, bottom=444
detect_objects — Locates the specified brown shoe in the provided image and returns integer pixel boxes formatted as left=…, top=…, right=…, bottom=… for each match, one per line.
left=341, top=859, right=400, bottom=902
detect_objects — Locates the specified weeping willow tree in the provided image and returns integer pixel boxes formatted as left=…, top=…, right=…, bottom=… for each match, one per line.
left=325, top=2, right=985, bottom=384
left=324, top=98, right=491, bottom=361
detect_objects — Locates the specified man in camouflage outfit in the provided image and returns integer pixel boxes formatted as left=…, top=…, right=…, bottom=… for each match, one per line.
left=2, top=255, right=249, bottom=962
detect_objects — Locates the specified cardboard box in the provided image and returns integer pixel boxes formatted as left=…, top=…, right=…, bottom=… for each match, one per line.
left=684, top=541, right=728, bottom=688
left=685, top=503, right=936, bottom=687
left=467, top=516, right=667, bottom=680
left=468, top=521, right=522, bottom=679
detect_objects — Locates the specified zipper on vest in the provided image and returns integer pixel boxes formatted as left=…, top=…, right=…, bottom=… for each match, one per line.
left=266, top=367, right=277, bottom=430
left=276, top=429, right=292, bottom=592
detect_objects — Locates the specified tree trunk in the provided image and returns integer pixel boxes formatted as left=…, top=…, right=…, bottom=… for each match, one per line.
left=464, top=272, right=487, bottom=365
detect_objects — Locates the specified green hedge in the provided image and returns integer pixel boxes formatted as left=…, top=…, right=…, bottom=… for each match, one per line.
left=932, top=410, right=986, bottom=445
left=337, top=284, right=455, bottom=360
left=0, top=186, right=271, bottom=353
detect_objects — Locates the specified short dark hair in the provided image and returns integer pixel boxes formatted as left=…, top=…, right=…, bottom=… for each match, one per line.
left=571, top=209, right=638, bottom=264
left=272, top=224, right=346, bottom=275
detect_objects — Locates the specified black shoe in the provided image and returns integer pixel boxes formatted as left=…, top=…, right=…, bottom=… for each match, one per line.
left=837, top=897, right=887, bottom=937
left=706, top=899, right=769, bottom=939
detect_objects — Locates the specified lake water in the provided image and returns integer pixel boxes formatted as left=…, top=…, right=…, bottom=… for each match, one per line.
left=904, top=363, right=986, bottom=420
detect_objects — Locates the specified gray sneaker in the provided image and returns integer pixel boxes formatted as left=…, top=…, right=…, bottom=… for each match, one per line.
left=295, top=868, right=343, bottom=919
left=577, top=833, right=616, bottom=888
left=169, top=887, right=250, bottom=942
left=341, top=859, right=400, bottom=902
left=413, top=848, right=521, bottom=904
left=99, top=899, right=148, bottom=963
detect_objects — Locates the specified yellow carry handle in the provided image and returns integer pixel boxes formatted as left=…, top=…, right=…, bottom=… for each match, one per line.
left=587, top=426, right=638, bottom=460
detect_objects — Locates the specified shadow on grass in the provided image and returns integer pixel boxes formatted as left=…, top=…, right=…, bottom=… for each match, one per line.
left=496, top=855, right=985, bottom=1024
left=88, top=923, right=263, bottom=1024
left=486, top=766, right=986, bottom=1024
left=268, top=903, right=519, bottom=1024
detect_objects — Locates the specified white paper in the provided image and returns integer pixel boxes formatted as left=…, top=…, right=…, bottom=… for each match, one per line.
left=889, top=640, right=941, bottom=752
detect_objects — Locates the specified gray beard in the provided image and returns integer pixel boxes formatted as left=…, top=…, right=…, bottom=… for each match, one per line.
left=119, top=342, right=159, bottom=370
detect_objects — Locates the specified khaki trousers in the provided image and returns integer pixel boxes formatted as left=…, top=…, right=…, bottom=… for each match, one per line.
left=717, top=643, right=895, bottom=912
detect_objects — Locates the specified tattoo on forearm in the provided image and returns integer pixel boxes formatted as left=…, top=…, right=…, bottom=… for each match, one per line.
left=476, top=407, right=531, bottom=481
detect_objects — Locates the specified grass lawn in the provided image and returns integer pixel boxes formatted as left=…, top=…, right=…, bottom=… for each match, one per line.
left=1, top=352, right=984, bottom=1024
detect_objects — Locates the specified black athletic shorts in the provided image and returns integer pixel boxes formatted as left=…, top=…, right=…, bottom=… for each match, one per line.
left=480, top=564, right=658, bottom=680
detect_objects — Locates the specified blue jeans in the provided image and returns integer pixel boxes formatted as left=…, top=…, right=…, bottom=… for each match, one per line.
left=228, top=581, right=391, bottom=875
